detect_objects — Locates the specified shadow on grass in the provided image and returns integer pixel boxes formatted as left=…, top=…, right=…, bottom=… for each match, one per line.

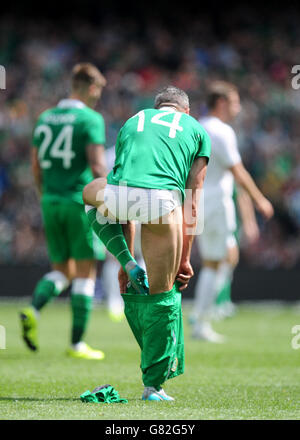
left=0, top=397, right=79, bottom=402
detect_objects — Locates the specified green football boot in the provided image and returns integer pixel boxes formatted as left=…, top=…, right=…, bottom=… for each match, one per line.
left=19, top=307, right=38, bottom=351
left=142, top=387, right=174, bottom=401
left=66, top=342, right=105, bottom=360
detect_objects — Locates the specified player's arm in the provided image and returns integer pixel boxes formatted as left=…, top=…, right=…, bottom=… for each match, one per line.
left=230, top=162, right=274, bottom=220
left=176, top=157, right=208, bottom=291
left=86, top=144, right=107, bottom=178
left=31, top=147, right=42, bottom=196
left=236, top=186, right=260, bottom=244
left=85, top=112, right=107, bottom=178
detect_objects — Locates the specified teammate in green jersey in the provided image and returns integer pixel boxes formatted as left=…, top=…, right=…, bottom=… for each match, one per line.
left=20, top=63, right=108, bottom=360
left=83, top=86, right=211, bottom=400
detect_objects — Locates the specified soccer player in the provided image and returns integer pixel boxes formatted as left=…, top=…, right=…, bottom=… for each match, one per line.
left=191, top=81, right=274, bottom=342
left=83, top=86, right=211, bottom=401
left=20, top=63, right=108, bottom=359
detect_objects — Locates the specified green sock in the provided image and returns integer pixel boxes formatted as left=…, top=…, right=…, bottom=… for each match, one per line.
left=86, top=207, right=136, bottom=271
left=216, top=280, right=232, bottom=305
left=71, top=294, right=93, bottom=344
left=32, top=279, right=61, bottom=311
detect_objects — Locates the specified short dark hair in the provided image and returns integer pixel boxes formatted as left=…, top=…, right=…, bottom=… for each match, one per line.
left=71, top=63, right=106, bottom=91
left=206, top=81, right=238, bottom=110
left=154, top=85, right=189, bottom=110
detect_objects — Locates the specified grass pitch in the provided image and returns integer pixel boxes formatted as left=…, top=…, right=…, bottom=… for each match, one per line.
left=0, top=300, right=299, bottom=420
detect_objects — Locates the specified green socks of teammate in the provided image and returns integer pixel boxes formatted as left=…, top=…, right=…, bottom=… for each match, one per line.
left=31, top=271, right=70, bottom=311
left=85, top=206, right=136, bottom=271
left=31, top=279, right=58, bottom=310
left=31, top=273, right=94, bottom=345
left=122, top=283, right=184, bottom=390
left=71, top=278, right=95, bottom=344
left=71, top=294, right=93, bottom=344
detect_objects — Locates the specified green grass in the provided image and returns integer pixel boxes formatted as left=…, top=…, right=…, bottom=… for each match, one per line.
left=0, top=300, right=300, bottom=419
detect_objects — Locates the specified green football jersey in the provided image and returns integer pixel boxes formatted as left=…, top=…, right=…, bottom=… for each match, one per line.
left=107, top=107, right=211, bottom=198
left=32, top=99, right=106, bottom=204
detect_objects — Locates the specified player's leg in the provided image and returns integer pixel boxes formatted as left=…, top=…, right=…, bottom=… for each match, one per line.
left=122, top=207, right=184, bottom=400
left=214, top=266, right=233, bottom=318
left=31, top=261, right=71, bottom=311
left=195, top=236, right=238, bottom=316
left=20, top=200, right=71, bottom=351
left=66, top=202, right=105, bottom=360
left=102, top=254, right=125, bottom=321
left=102, top=223, right=145, bottom=322
left=214, top=242, right=239, bottom=319
left=191, top=218, right=227, bottom=342
left=32, top=201, right=72, bottom=310
left=141, top=208, right=183, bottom=294
left=83, top=180, right=148, bottom=294
left=192, top=259, right=225, bottom=340
left=82, top=177, right=107, bottom=208
left=215, top=195, right=239, bottom=317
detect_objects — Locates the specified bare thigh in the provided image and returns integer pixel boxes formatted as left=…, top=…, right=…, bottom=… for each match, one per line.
left=83, top=178, right=119, bottom=221
left=53, top=259, right=96, bottom=281
left=73, top=259, right=96, bottom=280
left=53, top=260, right=74, bottom=281
left=82, top=178, right=107, bottom=208
left=141, top=206, right=183, bottom=294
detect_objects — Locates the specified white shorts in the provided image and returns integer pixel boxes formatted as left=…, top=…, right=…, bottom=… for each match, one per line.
left=197, top=197, right=237, bottom=261
left=103, top=184, right=182, bottom=223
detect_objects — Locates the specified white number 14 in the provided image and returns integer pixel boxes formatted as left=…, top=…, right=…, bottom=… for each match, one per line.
left=135, top=110, right=183, bottom=138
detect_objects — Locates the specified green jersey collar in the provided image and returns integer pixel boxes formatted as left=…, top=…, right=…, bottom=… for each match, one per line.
left=57, top=99, right=86, bottom=109
left=159, top=106, right=178, bottom=113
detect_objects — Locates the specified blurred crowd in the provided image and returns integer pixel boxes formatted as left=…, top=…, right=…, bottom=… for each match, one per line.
left=0, top=6, right=299, bottom=268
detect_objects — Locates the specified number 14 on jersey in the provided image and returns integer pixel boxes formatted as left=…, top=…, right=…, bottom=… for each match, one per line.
left=135, top=110, right=183, bottom=138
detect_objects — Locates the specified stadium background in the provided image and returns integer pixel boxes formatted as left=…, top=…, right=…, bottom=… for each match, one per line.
left=0, top=1, right=299, bottom=301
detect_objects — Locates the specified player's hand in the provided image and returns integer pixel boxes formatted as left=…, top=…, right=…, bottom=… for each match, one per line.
left=176, top=260, right=194, bottom=291
left=118, top=267, right=128, bottom=294
left=256, top=197, right=274, bottom=220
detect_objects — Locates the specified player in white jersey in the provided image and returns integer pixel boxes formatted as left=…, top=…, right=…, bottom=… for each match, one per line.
left=191, top=81, right=274, bottom=342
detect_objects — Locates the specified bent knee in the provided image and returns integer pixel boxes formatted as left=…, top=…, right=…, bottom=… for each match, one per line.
left=83, top=178, right=107, bottom=206
left=82, top=183, right=92, bottom=205
left=203, top=260, right=220, bottom=270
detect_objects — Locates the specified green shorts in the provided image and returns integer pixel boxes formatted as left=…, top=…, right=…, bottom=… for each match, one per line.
left=122, top=284, right=184, bottom=389
left=41, top=198, right=105, bottom=263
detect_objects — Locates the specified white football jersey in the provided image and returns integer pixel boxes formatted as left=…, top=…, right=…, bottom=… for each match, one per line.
left=105, top=145, right=116, bottom=173
left=199, top=116, right=241, bottom=203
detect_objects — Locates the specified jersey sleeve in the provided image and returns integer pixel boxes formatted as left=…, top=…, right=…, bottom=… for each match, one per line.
left=196, top=128, right=211, bottom=162
left=111, top=128, right=123, bottom=172
left=85, top=113, right=106, bottom=146
left=217, top=126, right=241, bottom=168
